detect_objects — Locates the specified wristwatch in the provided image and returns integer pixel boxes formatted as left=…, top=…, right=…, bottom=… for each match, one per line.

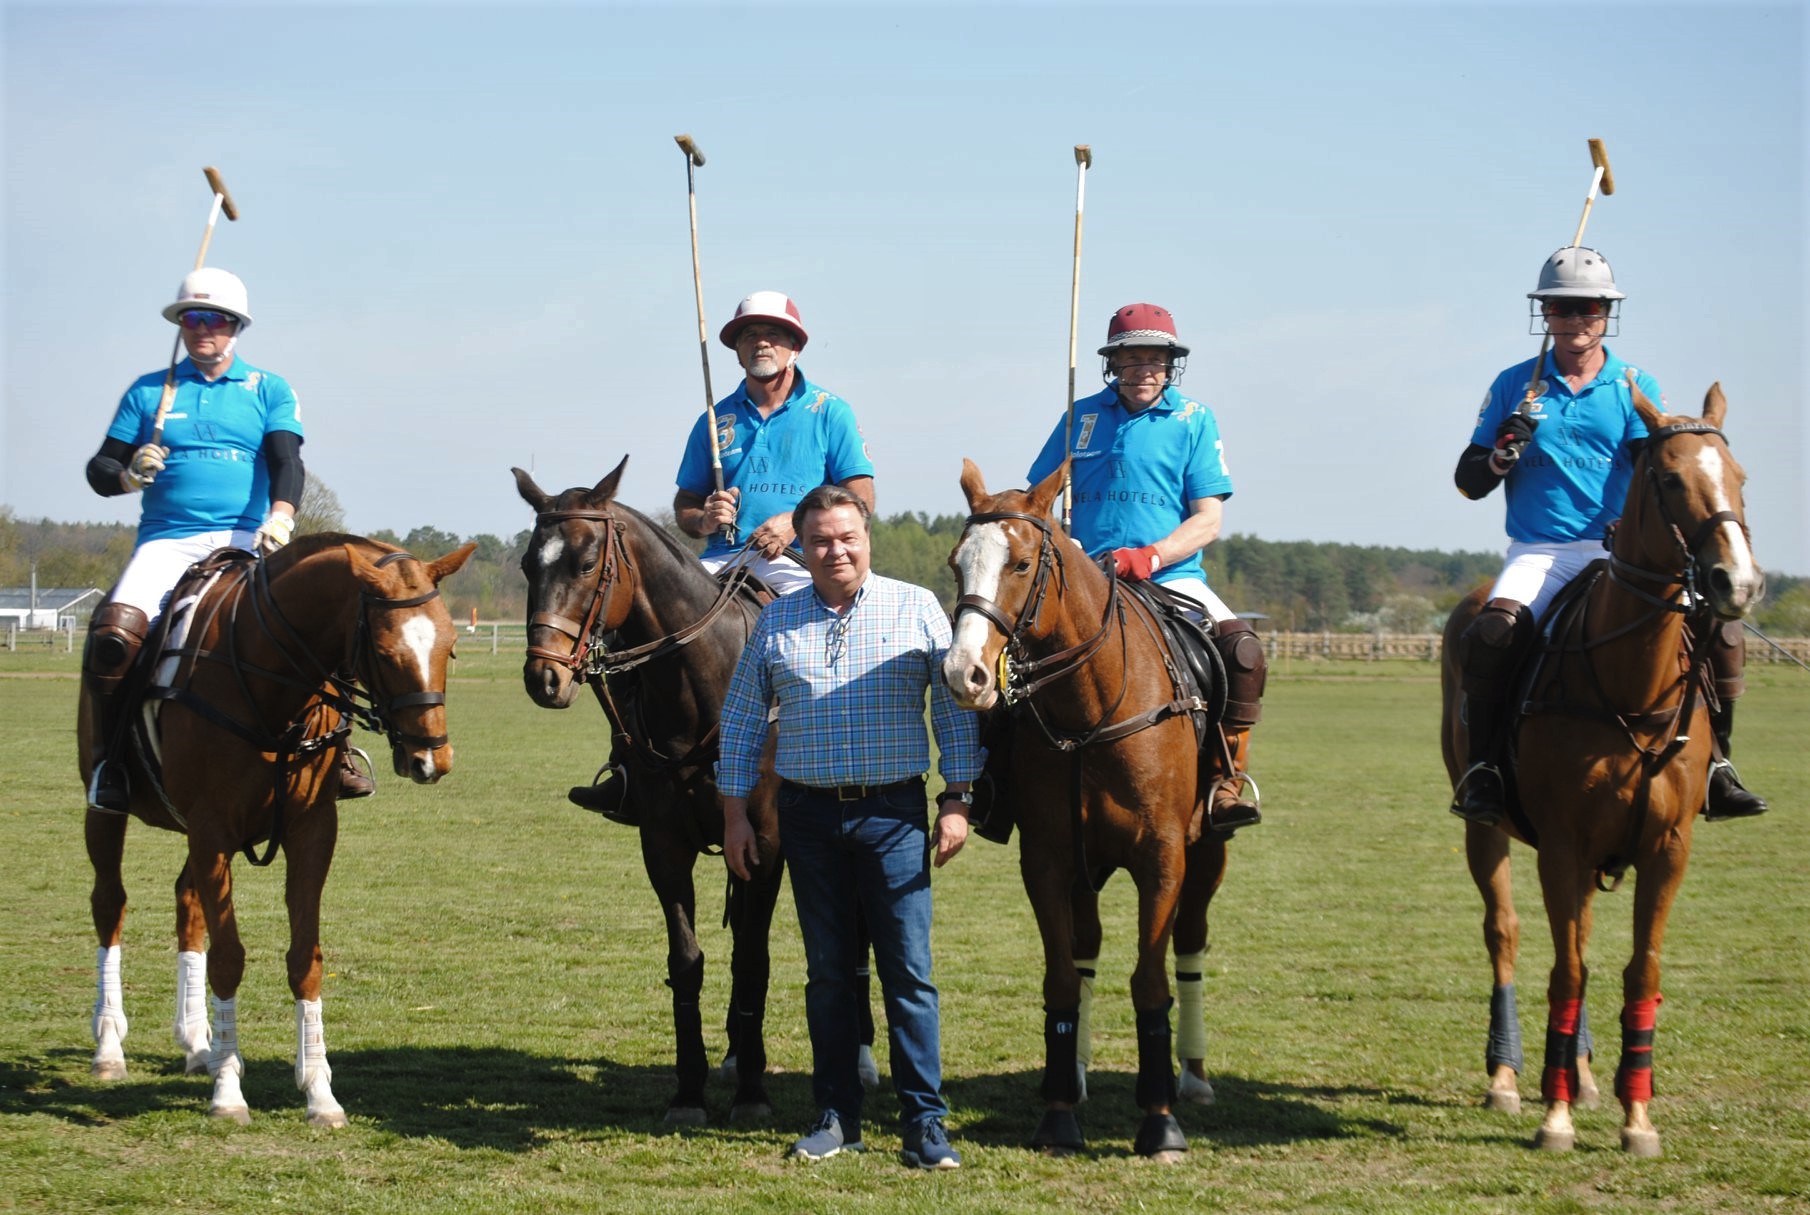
left=937, top=789, right=974, bottom=809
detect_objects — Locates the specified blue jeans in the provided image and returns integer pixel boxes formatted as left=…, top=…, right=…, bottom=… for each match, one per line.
left=780, top=779, right=945, bottom=1131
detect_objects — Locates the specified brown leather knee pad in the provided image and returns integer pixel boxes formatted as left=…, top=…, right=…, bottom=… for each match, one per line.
left=1702, top=617, right=1746, bottom=702
left=1212, top=618, right=1267, bottom=728
left=84, top=603, right=149, bottom=696
left=1459, top=598, right=1534, bottom=700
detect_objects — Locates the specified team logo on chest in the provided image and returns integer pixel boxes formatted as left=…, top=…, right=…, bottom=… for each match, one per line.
left=715, top=416, right=736, bottom=452
left=1075, top=414, right=1099, bottom=451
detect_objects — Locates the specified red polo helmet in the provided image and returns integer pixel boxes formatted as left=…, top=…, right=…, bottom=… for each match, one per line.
left=1098, top=303, right=1190, bottom=357
left=719, top=291, right=809, bottom=350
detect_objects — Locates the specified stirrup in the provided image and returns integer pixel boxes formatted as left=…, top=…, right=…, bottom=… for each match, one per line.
left=1702, top=759, right=1768, bottom=821
left=569, top=763, right=639, bottom=827
left=86, top=761, right=131, bottom=815
left=337, top=746, right=376, bottom=800
left=1450, top=762, right=1505, bottom=826
left=1208, top=773, right=1261, bottom=835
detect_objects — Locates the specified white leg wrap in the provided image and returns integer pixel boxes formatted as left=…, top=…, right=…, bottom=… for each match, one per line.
left=1074, top=956, right=1097, bottom=1102
left=173, top=951, right=210, bottom=1071
left=1175, top=950, right=1209, bottom=1061
left=295, top=998, right=346, bottom=1126
left=91, top=945, right=128, bottom=1078
left=208, top=994, right=249, bottom=1121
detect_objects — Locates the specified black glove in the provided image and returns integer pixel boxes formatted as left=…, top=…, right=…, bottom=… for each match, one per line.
left=1489, top=412, right=1538, bottom=473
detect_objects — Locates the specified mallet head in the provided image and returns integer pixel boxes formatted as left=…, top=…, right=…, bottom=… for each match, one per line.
left=1588, top=138, right=1614, bottom=195
left=1075, top=144, right=1092, bottom=168
left=203, top=166, right=239, bottom=221
left=675, top=134, right=705, bottom=167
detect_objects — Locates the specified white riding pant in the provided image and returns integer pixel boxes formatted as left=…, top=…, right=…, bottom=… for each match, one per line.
left=108, top=530, right=255, bottom=622
left=700, top=550, right=813, bottom=596
left=1488, top=540, right=1605, bottom=621
left=1155, top=577, right=1236, bottom=625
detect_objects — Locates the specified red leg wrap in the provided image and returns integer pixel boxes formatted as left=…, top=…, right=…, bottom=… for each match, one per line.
left=1541, top=998, right=1583, bottom=1104
left=1614, top=995, right=1662, bottom=1104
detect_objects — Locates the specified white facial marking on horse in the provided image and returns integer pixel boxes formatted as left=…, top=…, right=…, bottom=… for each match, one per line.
left=1693, top=444, right=1758, bottom=584
left=946, top=523, right=1009, bottom=670
left=538, top=534, right=564, bottom=570
left=400, top=615, right=438, bottom=687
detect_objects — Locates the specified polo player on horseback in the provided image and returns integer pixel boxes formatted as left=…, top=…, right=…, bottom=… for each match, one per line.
left=1450, top=246, right=1766, bottom=825
left=1007, top=301, right=1268, bottom=839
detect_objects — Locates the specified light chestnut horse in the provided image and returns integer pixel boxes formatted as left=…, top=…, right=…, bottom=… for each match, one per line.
left=943, top=460, right=1233, bottom=1161
left=78, top=535, right=473, bottom=1125
left=1441, top=383, right=1762, bottom=1155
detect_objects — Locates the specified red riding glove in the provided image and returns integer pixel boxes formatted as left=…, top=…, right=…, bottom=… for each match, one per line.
left=1111, top=545, right=1162, bottom=581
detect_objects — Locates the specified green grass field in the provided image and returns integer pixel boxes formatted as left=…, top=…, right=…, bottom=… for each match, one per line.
left=1, top=648, right=1804, bottom=1214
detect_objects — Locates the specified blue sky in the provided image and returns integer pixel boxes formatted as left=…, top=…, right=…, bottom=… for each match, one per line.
left=4, top=1, right=1804, bottom=573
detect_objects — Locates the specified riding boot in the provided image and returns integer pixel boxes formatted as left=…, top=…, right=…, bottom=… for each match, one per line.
left=335, top=747, right=375, bottom=800
left=83, top=603, right=149, bottom=813
left=1208, top=619, right=1266, bottom=835
left=1700, top=621, right=1766, bottom=820
left=569, top=736, right=639, bottom=826
left=1450, top=598, right=1534, bottom=827
left=969, top=708, right=1016, bottom=845
left=1207, top=727, right=1261, bottom=834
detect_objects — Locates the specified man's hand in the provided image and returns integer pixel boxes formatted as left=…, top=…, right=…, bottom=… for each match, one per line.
left=746, top=512, right=796, bottom=559
left=1489, top=413, right=1538, bottom=475
left=701, top=488, right=740, bottom=533
left=121, top=443, right=168, bottom=491
left=932, top=803, right=970, bottom=868
left=252, top=512, right=295, bottom=555
left=722, top=796, right=759, bottom=880
left=1110, top=545, right=1162, bottom=581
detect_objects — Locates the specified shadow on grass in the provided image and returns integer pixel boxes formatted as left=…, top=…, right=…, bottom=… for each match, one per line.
left=7, top=1049, right=1416, bottom=1154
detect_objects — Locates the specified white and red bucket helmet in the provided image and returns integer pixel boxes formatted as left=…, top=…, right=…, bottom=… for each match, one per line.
left=1098, top=303, right=1189, bottom=358
left=719, top=291, right=808, bottom=350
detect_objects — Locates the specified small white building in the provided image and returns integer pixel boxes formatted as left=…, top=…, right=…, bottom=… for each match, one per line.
left=0, top=586, right=104, bottom=630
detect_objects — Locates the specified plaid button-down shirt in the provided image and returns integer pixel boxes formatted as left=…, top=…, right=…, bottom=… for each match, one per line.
left=717, top=573, right=980, bottom=797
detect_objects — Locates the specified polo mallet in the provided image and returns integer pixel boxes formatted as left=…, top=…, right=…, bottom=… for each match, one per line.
left=150, top=166, right=240, bottom=449
left=1061, top=144, right=1092, bottom=530
left=1513, top=139, right=1614, bottom=424
left=675, top=133, right=735, bottom=546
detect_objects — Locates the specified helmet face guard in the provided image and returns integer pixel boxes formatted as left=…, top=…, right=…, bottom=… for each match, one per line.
left=1528, top=298, right=1621, bottom=338
left=1100, top=348, right=1188, bottom=386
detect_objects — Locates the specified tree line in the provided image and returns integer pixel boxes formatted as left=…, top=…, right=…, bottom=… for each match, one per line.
left=8, top=502, right=1805, bottom=636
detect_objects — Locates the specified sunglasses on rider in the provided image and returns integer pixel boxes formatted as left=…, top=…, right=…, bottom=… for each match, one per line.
left=1541, top=300, right=1611, bottom=318
left=177, top=309, right=239, bottom=331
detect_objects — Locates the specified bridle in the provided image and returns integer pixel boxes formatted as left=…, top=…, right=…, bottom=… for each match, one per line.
left=954, top=510, right=1119, bottom=705
left=1605, top=421, right=1748, bottom=616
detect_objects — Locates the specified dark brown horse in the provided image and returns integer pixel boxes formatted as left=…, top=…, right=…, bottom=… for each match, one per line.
left=942, top=459, right=1234, bottom=1160
left=1441, top=383, right=1762, bottom=1155
left=513, top=458, right=795, bottom=1124
left=78, top=534, right=473, bottom=1125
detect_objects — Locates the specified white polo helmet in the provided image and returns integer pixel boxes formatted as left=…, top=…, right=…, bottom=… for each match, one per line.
left=1528, top=246, right=1625, bottom=301
left=719, top=291, right=807, bottom=350
left=162, top=267, right=253, bottom=329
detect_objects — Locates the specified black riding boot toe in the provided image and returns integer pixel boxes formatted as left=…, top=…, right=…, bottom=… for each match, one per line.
left=1704, top=761, right=1767, bottom=821
left=1451, top=763, right=1506, bottom=826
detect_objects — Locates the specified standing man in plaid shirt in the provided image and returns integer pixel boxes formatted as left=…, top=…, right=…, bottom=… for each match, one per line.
left=718, top=484, right=979, bottom=1170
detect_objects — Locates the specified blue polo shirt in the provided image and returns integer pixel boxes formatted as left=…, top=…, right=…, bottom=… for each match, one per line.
left=1470, top=347, right=1656, bottom=544
left=107, top=357, right=303, bottom=544
left=675, top=368, right=874, bottom=559
left=1028, top=384, right=1235, bottom=586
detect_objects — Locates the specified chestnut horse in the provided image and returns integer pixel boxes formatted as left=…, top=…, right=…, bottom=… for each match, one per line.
left=943, top=460, right=1234, bottom=1160
left=78, top=534, right=473, bottom=1125
left=1441, top=383, right=1762, bottom=1155
left=514, top=458, right=798, bottom=1124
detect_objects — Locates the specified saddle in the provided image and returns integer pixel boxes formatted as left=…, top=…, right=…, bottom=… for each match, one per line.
left=1117, top=578, right=1226, bottom=751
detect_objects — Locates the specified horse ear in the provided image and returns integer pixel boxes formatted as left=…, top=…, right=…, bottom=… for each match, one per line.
left=1628, top=371, right=1664, bottom=432
left=958, top=459, right=990, bottom=511
left=1026, top=459, right=1068, bottom=519
left=587, top=456, right=630, bottom=508
left=1702, top=381, right=1727, bottom=428
left=427, top=542, right=478, bottom=585
left=512, top=466, right=551, bottom=511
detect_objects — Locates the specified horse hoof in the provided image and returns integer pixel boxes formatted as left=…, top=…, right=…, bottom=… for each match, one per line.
left=729, top=1102, right=772, bottom=1125
left=210, top=1104, right=252, bottom=1126
left=717, top=1054, right=738, bottom=1086
left=91, top=1058, right=127, bottom=1082
left=1178, top=1069, right=1216, bottom=1106
left=1483, top=1088, right=1522, bottom=1114
left=1030, top=1109, right=1085, bottom=1154
left=663, top=1105, right=708, bottom=1127
left=308, top=1109, right=349, bottom=1130
left=1147, top=1149, right=1186, bottom=1165
left=1532, top=1127, right=1575, bottom=1152
left=857, top=1044, right=880, bottom=1092
left=1620, top=1127, right=1662, bottom=1158
left=1133, top=1112, right=1187, bottom=1159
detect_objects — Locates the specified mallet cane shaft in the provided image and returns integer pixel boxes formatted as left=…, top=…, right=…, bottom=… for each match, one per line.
left=1061, top=144, right=1092, bottom=531
left=151, top=166, right=241, bottom=449
left=1515, top=140, right=1614, bottom=423
left=675, top=133, right=735, bottom=545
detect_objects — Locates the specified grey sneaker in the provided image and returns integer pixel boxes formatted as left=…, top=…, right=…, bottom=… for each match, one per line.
left=790, top=1110, right=864, bottom=1161
left=901, top=1117, right=961, bottom=1170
